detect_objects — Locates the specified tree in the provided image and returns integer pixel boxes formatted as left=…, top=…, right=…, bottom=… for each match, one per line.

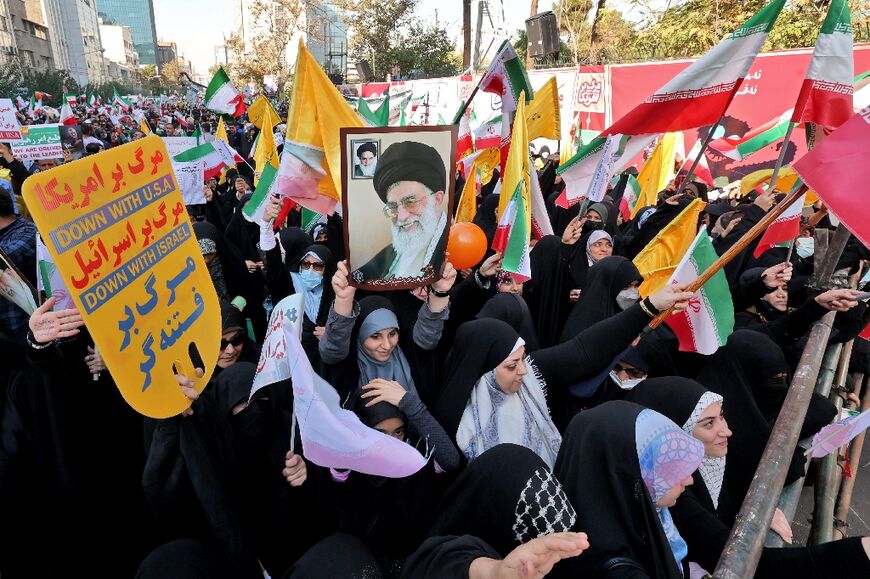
left=390, top=19, right=462, bottom=78
left=334, top=0, right=418, bottom=79
left=226, top=0, right=307, bottom=94
left=554, top=0, right=636, bottom=63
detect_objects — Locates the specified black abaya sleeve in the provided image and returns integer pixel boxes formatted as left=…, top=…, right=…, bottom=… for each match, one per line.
left=264, top=245, right=296, bottom=305
left=531, top=304, right=650, bottom=388
left=673, top=488, right=870, bottom=578
left=399, top=535, right=500, bottom=579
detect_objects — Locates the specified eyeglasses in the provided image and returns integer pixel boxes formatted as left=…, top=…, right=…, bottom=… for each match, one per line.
left=614, top=363, right=647, bottom=380
left=299, top=260, right=325, bottom=272
left=383, top=191, right=434, bottom=219
left=220, top=332, right=246, bottom=350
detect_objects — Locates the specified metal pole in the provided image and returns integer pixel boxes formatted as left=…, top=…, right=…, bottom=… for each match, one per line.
left=812, top=225, right=852, bottom=289
left=810, top=340, right=853, bottom=544
left=833, top=374, right=870, bottom=540
left=713, top=312, right=837, bottom=579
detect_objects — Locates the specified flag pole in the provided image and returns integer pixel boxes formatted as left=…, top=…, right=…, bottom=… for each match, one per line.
left=679, top=118, right=723, bottom=187
left=452, top=85, right=480, bottom=124
left=765, top=121, right=796, bottom=195
left=649, top=182, right=809, bottom=328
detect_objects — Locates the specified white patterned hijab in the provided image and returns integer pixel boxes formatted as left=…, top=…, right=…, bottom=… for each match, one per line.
left=456, top=338, right=563, bottom=468
left=682, top=391, right=726, bottom=510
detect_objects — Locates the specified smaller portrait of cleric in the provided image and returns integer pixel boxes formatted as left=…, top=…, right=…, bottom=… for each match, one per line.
left=352, top=139, right=378, bottom=179
left=343, top=129, right=455, bottom=290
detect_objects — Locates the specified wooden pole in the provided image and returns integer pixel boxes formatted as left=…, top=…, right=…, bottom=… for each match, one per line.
left=650, top=183, right=808, bottom=328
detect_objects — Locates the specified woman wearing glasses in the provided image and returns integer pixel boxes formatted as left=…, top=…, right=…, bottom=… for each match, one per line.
left=261, top=200, right=338, bottom=370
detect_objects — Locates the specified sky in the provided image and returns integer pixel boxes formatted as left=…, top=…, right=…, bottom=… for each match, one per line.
left=150, top=0, right=646, bottom=77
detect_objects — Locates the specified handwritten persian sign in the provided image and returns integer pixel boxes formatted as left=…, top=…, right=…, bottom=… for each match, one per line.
left=23, top=135, right=220, bottom=418
left=12, top=124, right=62, bottom=160
left=0, top=98, right=23, bottom=141
left=163, top=136, right=206, bottom=205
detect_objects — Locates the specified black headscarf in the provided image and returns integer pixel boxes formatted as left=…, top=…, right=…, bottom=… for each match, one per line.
left=552, top=401, right=684, bottom=579
left=694, top=330, right=820, bottom=506
left=432, top=319, right=520, bottom=442
left=626, top=377, right=710, bottom=428
left=427, top=444, right=576, bottom=556
left=193, top=221, right=249, bottom=301
left=522, top=235, right=571, bottom=348
left=476, top=293, right=540, bottom=351
left=472, top=194, right=500, bottom=245
left=278, top=228, right=314, bottom=269
left=560, top=256, right=642, bottom=341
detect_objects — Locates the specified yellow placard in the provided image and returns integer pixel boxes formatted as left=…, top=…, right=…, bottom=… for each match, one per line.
left=23, top=135, right=220, bottom=418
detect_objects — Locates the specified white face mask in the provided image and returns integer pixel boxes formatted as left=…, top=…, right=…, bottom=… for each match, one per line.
left=615, top=287, right=640, bottom=310
left=796, top=238, right=814, bottom=259
left=609, top=370, right=645, bottom=390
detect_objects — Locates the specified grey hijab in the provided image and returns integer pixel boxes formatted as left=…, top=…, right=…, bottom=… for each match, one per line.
left=356, top=308, right=417, bottom=395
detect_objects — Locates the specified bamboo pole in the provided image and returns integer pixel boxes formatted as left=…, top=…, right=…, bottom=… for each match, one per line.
left=712, top=312, right=837, bottom=579
left=833, top=374, right=870, bottom=540
left=810, top=340, right=854, bottom=544
left=650, top=183, right=808, bottom=328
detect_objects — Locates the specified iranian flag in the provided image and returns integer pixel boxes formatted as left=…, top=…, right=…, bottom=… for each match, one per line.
left=457, top=113, right=473, bottom=160
left=88, top=93, right=97, bottom=107
left=492, top=183, right=531, bottom=281
left=753, top=191, right=807, bottom=258
left=709, top=109, right=793, bottom=160
left=173, top=140, right=244, bottom=180
left=113, top=88, right=130, bottom=109
left=616, top=174, right=642, bottom=221
left=205, top=66, right=246, bottom=117
left=555, top=134, right=656, bottom=208
left=664, top=229, right=734, bottom=355
left=242, top=163, right=279, bottom=224
left=174, top=112, right=189, bottom=129
left=792, top=0, right=853, bottom=129
left=59, top=102, right=76, bottom=126
left=479, top=40, right=534, bottom=114
left=604, top=0, right=785, bottom=137
left=473, top=115, right=502, bottom=150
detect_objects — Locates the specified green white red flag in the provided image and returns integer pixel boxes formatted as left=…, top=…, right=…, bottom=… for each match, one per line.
left=793, top=105, right=870, bottom=249
left=664, top=229, right=734, bottom=355
left=479, top=40, right=534, bottom=114
left=473, top=115, right=502, bottom=150
left=242, top=163, right=279, bottom=224
left=792, top=0, right=854, bottom=129
left=752, top=191, right=807, bottom=258
left=205, top=66, right=246, bottom=117
left=172, top=140, right=244, bottom=180
left=709, top=109, right=793, bottom=160
left=492, top=183, right=531, bottom=282
left=604, top=0, right=785, bottom=136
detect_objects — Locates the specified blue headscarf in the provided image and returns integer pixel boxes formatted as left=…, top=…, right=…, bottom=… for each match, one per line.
left=356, top=307, right=416, bottom=394
left=635, top=408, right=704, bottom=571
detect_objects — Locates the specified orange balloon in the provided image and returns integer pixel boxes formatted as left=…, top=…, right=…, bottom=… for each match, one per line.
left=446, top=223, right=488, bottom=270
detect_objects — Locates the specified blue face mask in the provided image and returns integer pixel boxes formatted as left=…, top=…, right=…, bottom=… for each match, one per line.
left=298, top=268, right=323, bottom=291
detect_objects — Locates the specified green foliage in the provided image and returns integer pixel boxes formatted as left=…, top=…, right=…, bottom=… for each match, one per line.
left=334, top=0, right=459, bottom=79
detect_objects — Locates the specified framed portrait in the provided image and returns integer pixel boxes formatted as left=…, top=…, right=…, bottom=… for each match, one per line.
left=350, top=138, right=380, bottom=180
left=341, top=125, right=457, bottom=291
left=59, top=124, right=86, bottom=160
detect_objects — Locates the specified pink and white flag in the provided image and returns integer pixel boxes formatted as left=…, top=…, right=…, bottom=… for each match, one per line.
left=250, top=294, right=428, bottom=478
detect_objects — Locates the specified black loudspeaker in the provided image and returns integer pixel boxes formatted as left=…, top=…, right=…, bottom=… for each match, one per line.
left=356, top=59, right=373, bottom=83
left=526, top=11, right=559, bottom=58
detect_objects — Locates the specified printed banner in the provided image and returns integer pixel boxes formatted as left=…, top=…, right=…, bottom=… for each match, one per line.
left=163, top=136, right=207, bottom=205
left=0, top=98, right=23, bottom=141
left=12, top=124, right=62, bottom=160
left=23, top=135, right=221, bottom=418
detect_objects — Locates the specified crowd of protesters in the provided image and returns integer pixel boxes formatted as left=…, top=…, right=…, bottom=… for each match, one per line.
left=2, top=95, right=870, bottom=579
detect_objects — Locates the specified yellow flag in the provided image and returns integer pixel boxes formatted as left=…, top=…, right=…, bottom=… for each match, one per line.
left=632, top=198, right=705, bottom=296
left=248, top=95, right=281, bottom=130
left=526, top=76, right=560, bottom=141
left=286, top=39, right=364, bottom=205
left=140, top=119, right=151, bottom=135
left=215, top=117, right=229, bottom=143
left=215, top=117, right=236, bottom=184
left=475, top=147, right=501, bottom=186
left=455, top=165, right=478, bottom=223
left=633, top=133, right=678, bottom=218
left=252, top=113, right=279, bottom=185
left=498, top=91, right=531, bottom=231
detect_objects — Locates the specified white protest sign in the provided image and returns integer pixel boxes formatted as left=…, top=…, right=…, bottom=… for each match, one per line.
left=163, top=136, right=206, bottom=205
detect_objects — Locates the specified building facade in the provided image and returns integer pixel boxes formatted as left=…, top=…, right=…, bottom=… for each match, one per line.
left=156, top=40, right=175, bottom=70
left=9, top=0, right=52, bottom=71
left=96, top=0, right=157, bottom=66
left=40, top=0, right=105, bottom=85
left=0, top=1, right=18, bottom=66
left=99, top=18, right=138, bottom=84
